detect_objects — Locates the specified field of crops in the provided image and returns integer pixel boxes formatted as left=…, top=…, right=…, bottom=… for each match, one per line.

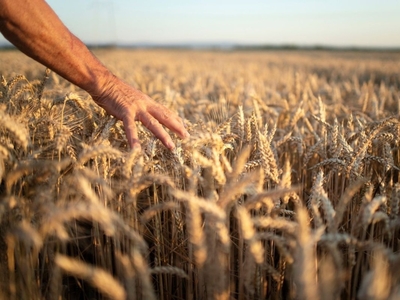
left=1, top=49, right=400, bottom=300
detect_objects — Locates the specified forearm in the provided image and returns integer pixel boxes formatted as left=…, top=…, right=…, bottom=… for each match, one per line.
left=0, top=0, right=112, bottom=96
left=0, top=0, right=189, bottom=150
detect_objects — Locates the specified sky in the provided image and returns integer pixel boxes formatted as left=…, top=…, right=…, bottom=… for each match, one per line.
left=1, top=0, right=400, bottom=48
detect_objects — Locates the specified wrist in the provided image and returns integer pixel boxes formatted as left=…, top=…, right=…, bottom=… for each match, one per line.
left=86, top=68, right=117, bottom=102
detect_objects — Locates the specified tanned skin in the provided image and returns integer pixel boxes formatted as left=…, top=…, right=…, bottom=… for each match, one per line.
left=0, top=0, right=189, bottom=150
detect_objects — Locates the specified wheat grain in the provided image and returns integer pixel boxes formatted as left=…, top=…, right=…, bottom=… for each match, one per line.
left=362, top=196, right=386, bottom=227
left=357, top=250, right=391, bottom=300
left=293, top=206, right=319, bottom=300
left=77, top=143, right=122, bottom=166
left=55, top=254, right=126, bottom=300
left=151, top=266, right=189, bottom=279
left=236, top=206, right=264, bottom=264
left=0, top=109, right=30, bottom=150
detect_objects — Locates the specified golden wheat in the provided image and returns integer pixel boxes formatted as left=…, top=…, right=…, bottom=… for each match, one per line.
left=0, top=49, right=400, bottom=299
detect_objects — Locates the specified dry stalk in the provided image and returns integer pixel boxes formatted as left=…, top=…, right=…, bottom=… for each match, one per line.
left=55, top=254, right=126, bottom=300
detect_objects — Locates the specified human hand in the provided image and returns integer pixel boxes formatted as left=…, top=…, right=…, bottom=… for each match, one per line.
left=92, top=75, right=189, bottom=150
left=0, top=0, right=189, bottom=151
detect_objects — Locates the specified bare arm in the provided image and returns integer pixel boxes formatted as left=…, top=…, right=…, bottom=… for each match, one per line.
left=0, top=0, right=188, bottom=150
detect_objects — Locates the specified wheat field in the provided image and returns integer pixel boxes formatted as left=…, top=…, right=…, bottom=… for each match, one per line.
left=0, top=49, right=400, bottom=300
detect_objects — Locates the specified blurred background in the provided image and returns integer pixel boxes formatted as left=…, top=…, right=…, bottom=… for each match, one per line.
left=1, top=0, right=400, bottom=49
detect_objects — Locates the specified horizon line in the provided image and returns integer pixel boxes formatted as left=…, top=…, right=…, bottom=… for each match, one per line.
left=1, top=42, right=400, bottom=52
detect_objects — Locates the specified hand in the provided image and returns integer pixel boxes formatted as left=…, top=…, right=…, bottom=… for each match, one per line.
left=92, top=75, right=189, bottom=150
left=0, top=0, right=189, bottom=151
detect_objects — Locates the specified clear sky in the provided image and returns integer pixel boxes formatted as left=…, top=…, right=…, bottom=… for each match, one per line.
left=1, top=0, right=400, bottom=48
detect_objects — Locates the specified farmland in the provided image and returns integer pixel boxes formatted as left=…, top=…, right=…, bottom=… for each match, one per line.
left=0, top=49, right=400, bottom=299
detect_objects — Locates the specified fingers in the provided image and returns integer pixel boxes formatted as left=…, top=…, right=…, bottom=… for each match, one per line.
left=149, top=103, right=190, bottom=139
left=104, top=82, right=189, bottom=150
left=123, top=115, right=141, bottom=150
left=123, top=100, right=188, bottom=151
left=138, top=112, right=176, bottom=150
